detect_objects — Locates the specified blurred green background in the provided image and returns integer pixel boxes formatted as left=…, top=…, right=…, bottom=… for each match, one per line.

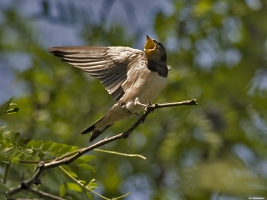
left=0, top=0, right=267, bottom=199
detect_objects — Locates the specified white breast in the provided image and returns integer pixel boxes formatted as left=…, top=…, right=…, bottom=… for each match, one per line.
left=125, top=71, right=167, bottom=113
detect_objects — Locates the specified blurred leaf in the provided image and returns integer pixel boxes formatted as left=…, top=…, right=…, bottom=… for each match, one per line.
left=23, top=149, right=33, bottom=154
left=2, top=131, right=14, bottom=140
left=0, top=154, right=8, bottom=162
left=77, top=163, right=95, bottom=172
left=79, top=155, right=95, bottom=162
left=0, top=97, right=13, bottom=118
left=66, top=182, right=82, bottom=192
left=5, top=103, right=19, bottom=114
left=11, top=157, right=20, bottom=164
left=26, top=140, right=36, bottom=148
left=0, top=182, right=10, bottom=199
left=15, top=137, right=27, bottom=149
left=59, top=183, right=66, bottom=197
left=0, top=126, right=7, bottom=135
left=7, top=132, right=20, bottom=142
left=86, top=192, right=92, bottom=199
left=31, top=140, right=44, bottom=149
left=74, top=155, right=95, bottom=165
left=41, top=141, right=54, bottom=151
left=86, top=179, right=98, bottom=190
left=67, top=170, right=78, bottom=178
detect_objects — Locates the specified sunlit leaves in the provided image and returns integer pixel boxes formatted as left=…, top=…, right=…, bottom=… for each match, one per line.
left=0, top=97, right=19, bottom=118
left=26, top=139, right=78, bottom=160
left=0, top=98, right=30, bottom=165
left=86, top=179, right=98, bottom=190
left=59, top=183, right=66, bottom=197
left=66, top=182, right=82, bottom=192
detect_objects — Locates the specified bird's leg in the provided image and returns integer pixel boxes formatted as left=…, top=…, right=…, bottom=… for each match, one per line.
left=134, top=98, right=153, bottom=112
left=134, top=98, right=146, bottom=123
left=134, top=97, right=147, bottom=107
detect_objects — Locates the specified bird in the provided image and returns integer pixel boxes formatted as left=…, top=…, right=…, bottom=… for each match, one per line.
left=49, top=35, right=170, bottom=142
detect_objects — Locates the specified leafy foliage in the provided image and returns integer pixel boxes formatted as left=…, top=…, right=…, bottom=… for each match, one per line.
left=0, top=98, right=100, bottom=199
left=0, top=98, right=28, bottom=164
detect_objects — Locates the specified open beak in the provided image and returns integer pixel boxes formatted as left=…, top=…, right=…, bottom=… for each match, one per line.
left=144, top=35, right=156, bottom=51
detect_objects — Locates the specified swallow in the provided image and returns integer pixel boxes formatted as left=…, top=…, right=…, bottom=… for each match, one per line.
left=49, top=35, right=170, bottom=142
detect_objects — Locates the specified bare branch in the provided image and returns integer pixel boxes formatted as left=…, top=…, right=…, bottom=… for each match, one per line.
left=8, top=99, right=197, bottom=197
left=28, top=188, right=66, bottom=200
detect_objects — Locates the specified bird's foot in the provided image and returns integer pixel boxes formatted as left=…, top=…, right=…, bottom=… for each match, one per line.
left=134, top=98, right=154, bottom=113
left=134, top=97, right=147, bottom=107
left=145, top=100, right=153, bottom=112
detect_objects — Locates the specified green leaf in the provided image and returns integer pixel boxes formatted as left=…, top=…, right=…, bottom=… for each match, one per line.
left=66, top=183, right=82, bottom=192
left=2, top=147, right=15, bottom=154
left=2, top=131, right=14, bottom=140
left=61, top=166, right=78, bottom=178
left=41, top=141, right=54, bottom=151
left=0, top=182, right=9, bottom=192
left=0, top=126, right=6, bottom=135
left=11, top=157, right=20, bottom=164
left=75, top=155, right=95, bottom=165
left=5, top=103, right=19, bottom=114
left=8, top=150, right=20, bottom=162
left=61, top=165, right=71, bottom=171
left=15, top=137, right=27, bottom=149
left=58, top=144, right=73, bottom=154
left=6, top=107, right=19, bottom=114
left=80, top=155, right=95, bottom=162
left=31, top=140, right=44, bottom=149
left=78, top=163, right=95, bottom=172
left=66, top=170, right=78, bottom=178
left=50, top=143, right=63, bottom=153
left=23, top=149, right=33, bottom=154
left=0, top=182, right=9, bottom=199
left=59, top=183, right=66, bottom=197
left=86, top=192, right=92, bottom=199
left=87, top=179, right=98, bottom=190
left=0, top=97, right=13, bottom=118
left=0, top=154, right=8, bottom=162
left=7, top=132, right=20, bottom=142
left=26, top=140, right=36, bottom=148
left=77, top=180, right=86, bottom=185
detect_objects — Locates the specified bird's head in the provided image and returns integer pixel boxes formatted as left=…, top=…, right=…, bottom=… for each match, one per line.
left=144, top=35, right=167, bottom=63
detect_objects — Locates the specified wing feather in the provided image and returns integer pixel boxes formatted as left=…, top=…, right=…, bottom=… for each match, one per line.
left=49, top=46, right=146, bottom=101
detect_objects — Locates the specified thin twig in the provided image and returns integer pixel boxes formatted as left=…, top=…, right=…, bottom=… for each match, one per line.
left=28, top=188, right=66, bottom=200
left=59, top=166, right=110, bottom=200
left=8, top=99, right=197, bottom=197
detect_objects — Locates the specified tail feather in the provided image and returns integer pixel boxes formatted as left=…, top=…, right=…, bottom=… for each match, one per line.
left=81, top=115, right=113, bottom=142
left=89, top=124, right=113, bottom=142
left=81, top=124, right=95, bottom=135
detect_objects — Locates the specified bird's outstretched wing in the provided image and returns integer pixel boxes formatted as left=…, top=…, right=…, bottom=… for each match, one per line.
left=49, top=46, right=146, bottom=101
